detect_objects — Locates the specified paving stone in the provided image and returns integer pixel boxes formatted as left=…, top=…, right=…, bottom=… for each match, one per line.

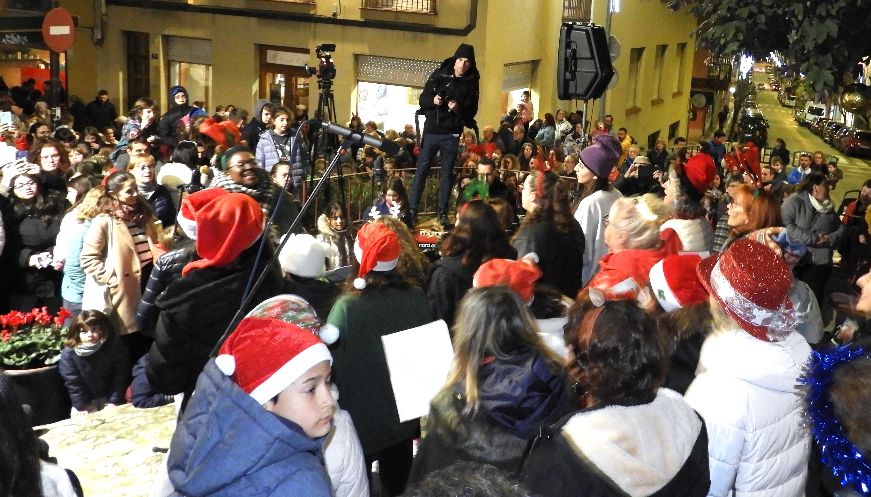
left=38, top=404, right=177, bottom=497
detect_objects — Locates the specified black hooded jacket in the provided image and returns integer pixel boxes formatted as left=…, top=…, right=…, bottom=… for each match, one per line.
left=420, top=43, right=480, bottom=135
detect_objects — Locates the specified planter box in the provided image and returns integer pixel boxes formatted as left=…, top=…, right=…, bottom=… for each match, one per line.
left=3, top=365, right=71, bottom=426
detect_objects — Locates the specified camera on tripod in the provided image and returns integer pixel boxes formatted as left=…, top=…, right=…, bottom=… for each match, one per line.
left=305, top=44, right=337, bottom=82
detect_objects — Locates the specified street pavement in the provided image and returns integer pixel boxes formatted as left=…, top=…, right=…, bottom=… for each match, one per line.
left=752, top=74, right=871, bottom=203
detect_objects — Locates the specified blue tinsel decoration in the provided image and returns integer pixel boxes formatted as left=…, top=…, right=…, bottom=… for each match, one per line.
left=801, top=345, right=871, bottom=496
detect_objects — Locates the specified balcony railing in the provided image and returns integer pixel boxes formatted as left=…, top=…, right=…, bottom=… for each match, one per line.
left=563, top=0, right=591, bottom=21
left=7, top=0, right=53, bottom=11
left=360, top=0, right=436, bottom=14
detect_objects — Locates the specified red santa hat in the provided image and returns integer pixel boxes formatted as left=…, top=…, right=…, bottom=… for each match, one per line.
left=182, top=193, right=265, bottom=276
left=352, top=222, right=401, bottom=289
left=648, top=254, right=709, bottom=312
left=215, top=317, right=332, bottom=405
left=198, top=117, right=241, bottom=148
left=683, top=153, right=716, bottom=196
left=473, top=256, right=543, bottom=304
left=177, top=188, right=229, bottom=240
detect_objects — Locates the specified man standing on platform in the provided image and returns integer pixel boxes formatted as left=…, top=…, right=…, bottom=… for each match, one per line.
left=409, top=43, right=480, bottom=228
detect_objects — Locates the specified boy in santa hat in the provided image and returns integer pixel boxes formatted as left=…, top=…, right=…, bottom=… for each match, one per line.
left=167, top=315, right=336, bottom=497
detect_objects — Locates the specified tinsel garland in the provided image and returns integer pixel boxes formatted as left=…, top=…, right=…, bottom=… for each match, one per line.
left=801, top=345, right=870, bottom=496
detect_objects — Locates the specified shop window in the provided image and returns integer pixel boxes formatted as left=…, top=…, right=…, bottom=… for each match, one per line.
left=503, top=61, right=537, bottom=116
left=355, top=55, right=439, bottom=131
left=360, top=0, right=436, bottom=13
left=165, top=36, right=212, bottom=108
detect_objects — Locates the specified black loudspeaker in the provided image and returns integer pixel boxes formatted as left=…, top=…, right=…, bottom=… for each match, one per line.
left=557, top=22, right=615, bottom=100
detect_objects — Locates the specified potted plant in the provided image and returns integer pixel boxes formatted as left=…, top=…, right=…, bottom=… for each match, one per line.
left=1, top=307, right=73, bottom=426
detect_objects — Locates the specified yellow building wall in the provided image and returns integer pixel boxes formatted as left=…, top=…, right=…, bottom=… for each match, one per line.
left=59, top=0, right=694, bottom=146
left=586, top=0, right=698, bottom=149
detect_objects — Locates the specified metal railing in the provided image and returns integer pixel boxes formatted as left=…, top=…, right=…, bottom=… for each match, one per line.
left=360, top=0, right=436, bottom=13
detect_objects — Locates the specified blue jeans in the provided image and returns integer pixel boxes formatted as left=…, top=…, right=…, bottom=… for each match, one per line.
left=409, top=132, right=459, bottom=215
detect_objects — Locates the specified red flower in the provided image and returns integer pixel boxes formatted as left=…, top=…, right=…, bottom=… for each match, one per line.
left=54, top=307, right=72, bottom=326
left=1, top=330, right=9, bottom=342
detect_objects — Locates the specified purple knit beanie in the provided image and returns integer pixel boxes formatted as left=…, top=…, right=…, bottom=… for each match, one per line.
left=579, top=134, right=622, bottom=179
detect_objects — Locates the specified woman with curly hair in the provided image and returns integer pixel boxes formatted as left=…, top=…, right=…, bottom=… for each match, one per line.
left=512, top=169, right=584, bottom=297
left=520, top=298, right=710, bottom=497
left=425, top=200, right=515, bottom=327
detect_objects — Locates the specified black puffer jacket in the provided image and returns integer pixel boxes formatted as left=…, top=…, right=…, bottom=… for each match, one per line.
left=408, top=352, right=573, bottom=484
left=134, top=240, right=197, bottom=336
left=145, top=243, right=289, bottom=397
left=420, top=44, right=480, bottom=135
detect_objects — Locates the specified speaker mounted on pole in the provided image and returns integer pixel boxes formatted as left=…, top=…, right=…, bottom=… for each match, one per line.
left=557, top=22, right=615, bottom=101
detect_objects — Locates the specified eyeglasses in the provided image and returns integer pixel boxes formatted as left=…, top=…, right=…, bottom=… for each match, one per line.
left=133, top=163, right=155, bottom=170
left=13, top=181, right=37, bottom=190
left=230, top=159, right=257, bottom=169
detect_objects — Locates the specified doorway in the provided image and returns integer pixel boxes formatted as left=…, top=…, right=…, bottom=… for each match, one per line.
left=258, top=45, right=311, bottom=112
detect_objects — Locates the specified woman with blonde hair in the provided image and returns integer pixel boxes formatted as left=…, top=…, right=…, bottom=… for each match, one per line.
left=409, top=286, right=571, bottom=483
left=587, top=193, right=673, bottom=292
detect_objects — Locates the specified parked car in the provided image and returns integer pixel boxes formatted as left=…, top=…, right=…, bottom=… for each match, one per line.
left=798, top=101, right=826, bottom=126
left=832, top=126, right=852, bottom=151
left=778, top=92, right=797, bottom=107
left=737, top=113, right=769, bottom=147
left=837, top=128, right=871, bottom=158
left=770, top=82, right=780, bottom=91
left=811, top=117, right=832, bottom=137
left=824, top=122, right=846, bottom=144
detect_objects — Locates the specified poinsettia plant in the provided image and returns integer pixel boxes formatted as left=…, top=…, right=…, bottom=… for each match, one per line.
left=0, top=307, right=71, bottom=370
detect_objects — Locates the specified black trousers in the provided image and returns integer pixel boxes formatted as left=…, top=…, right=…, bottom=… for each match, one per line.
left=794, top=263, right=832, bottom=310
left=366, top=436, right=414, bottom=497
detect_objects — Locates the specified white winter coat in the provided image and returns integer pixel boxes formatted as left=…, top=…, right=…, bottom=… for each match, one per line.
left=660, top=218, right=714, bottom=253
left=574, top=188, right=622, bottom=286
left=324, top=409, right=369, bottom=497
left=684, top=329, right=812, bottom=497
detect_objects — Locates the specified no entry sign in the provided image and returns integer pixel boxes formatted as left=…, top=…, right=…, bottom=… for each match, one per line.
left=42, top=7, right=75, bottom=53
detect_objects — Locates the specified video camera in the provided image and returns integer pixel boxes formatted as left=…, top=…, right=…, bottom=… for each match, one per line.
left=434, top=74, right=456, bottom=103
left=305, top=44, right=337, bottom=82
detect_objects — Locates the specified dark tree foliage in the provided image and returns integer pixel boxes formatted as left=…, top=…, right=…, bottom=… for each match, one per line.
left=680, top=0, right=871, bottom=92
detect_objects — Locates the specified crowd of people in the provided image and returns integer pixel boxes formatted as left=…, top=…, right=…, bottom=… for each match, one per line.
left=2, top=65, right=871, bottom=497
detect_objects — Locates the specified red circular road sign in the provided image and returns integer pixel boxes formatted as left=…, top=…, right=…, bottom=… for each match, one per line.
left=42, top=7, right=75, bottom=53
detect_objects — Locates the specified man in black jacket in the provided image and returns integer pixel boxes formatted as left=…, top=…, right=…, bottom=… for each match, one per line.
left=409, top=43, right=480, bottom=228
left=84, top=90, right=118, bottom=132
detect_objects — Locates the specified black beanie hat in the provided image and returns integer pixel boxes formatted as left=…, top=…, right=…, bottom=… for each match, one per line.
left=453, top=43, right=476, bottom=65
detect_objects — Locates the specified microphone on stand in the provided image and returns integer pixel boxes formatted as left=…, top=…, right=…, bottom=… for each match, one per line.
left=308, top=120, right=402, bottom=157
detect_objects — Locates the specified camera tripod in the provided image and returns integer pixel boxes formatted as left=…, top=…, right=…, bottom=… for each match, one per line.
left=309, top=76, right=345, bottom=206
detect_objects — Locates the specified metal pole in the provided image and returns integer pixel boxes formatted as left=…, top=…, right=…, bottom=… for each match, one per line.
left=598, top=0, right=613, bottom=122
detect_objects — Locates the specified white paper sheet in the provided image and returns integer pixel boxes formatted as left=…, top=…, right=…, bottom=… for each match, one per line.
left=381, top=320, right=454, bottom=422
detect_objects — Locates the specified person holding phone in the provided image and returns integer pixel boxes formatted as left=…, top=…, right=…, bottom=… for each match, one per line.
left=0, top=171, right=69, bottom=312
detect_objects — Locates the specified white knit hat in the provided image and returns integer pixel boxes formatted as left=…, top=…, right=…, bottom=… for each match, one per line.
left=278, top=234, right=337, bottom=279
